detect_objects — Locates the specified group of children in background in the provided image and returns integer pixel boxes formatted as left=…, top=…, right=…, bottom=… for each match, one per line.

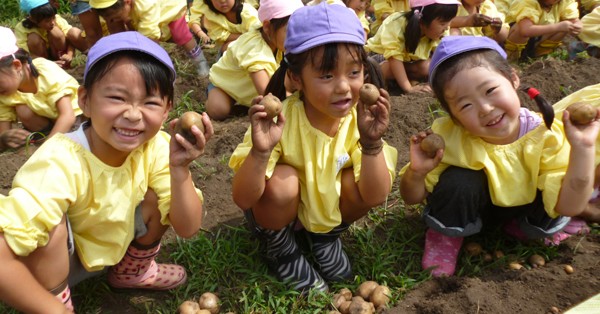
left=0, top=0, right=599, bottom=312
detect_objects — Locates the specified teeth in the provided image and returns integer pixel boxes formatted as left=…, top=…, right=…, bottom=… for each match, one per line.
left=488, top=115, right=502, bottom=126
left=116, top=128, right=141, bottom=136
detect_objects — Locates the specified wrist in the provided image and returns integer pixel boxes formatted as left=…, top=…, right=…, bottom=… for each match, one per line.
left=359, top=138, right=384, bottom=156
left=250, top=147, right=272, bottom=161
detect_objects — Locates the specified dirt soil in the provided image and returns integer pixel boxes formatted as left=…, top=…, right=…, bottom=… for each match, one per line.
left=1, top=55, right=599, bottom=313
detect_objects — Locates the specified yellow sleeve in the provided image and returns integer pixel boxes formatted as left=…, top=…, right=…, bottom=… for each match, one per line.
left=14, top=20, right=43, bottom=52
left=55, top=15, right=73, bottom=35
left=0, top=137, right=78, bottom=256
left=579, top=6, right=600, bottom=46
left=188, top=0, right=205, bottom=27
left=508, top=0, right=542, bottom=24
left=366, top=13, right=408, bottom=60
left=373, top=0, right=395, bottom=20
left=133, top=0, right=162, bottom=41
left=33, top=59, right=82, bottom=117
left=358, top=11, right=370, bottom=35
left=229, top=126, right=282, bottom=179
left=559, top=0, right=580, bottom=20
left=240, top=3, right=261, bottom=33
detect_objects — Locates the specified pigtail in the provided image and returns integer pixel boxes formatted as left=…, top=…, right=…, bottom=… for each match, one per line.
left=521, top=86, right=554, bottom=129
left=404, top=10, right=421, bottom=53
left=265, top=58, right=289, bottom=101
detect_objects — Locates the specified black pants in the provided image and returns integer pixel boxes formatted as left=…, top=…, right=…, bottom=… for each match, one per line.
left=423, top=167, right=569, bottom=239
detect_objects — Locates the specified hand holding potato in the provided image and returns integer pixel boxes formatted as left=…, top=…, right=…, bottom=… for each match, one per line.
left=408, top=130, right=444, bottom=175
left=357, top=85, right=390, bottom=154
left=248, top=95, right=286, bottom=157
left=169, top=111, right=213, bottom=167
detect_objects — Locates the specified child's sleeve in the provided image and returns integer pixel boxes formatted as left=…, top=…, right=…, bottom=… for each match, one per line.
left=38, top=62, right=78, bottom=107
left=188, top=0, right=204, bottom=28
left=579, top=7, right=600, bottom=47
left=228, top=126, right=281, bottom=179
left=0, top=96, right=20, bottom=122
left=507, top=0, right=541, bottom=24
left=376, top=16, right=409, bottom=61
left=134, top=0, right=162, bottom=41
left=558, top=0, right=580, bottom=20
left=55, top=15, right=73, bottom=35
left=240, top=3, right=261, bottom=32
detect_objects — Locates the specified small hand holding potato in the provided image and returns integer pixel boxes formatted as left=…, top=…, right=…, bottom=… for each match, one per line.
left=420, top=133, right=445, bottom=158
left=174, top=111, right=205, bottom=145
left=566, top=102, right=596, bottom=125
left=359, top=83, right=380, bottom=106
left=259, top=93, right=283, bottom=119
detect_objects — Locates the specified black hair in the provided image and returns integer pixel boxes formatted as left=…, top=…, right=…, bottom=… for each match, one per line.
left=520, top=86, right=554, bottom=129
left=22, top=3, right=57, bottom=29
left=94, top=0, right=126, bottom=18
left=265, top=43, right=383, bottom=101
left=0, top=48, right=39, bottom=78
left=404, top=4, right=458, bottom=53
left=202, top=0, right=243, bottom=22
left=267, top=15, right=290, bottom=32
left=83, top=50, right=175, bottom=102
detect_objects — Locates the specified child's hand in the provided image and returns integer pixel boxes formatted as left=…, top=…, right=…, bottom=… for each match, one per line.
left=562, top=108, right=600, bottom=148
left=408, top=130, right=443, bottom=176
left=408, top=83, right=432, bottom=94
left=248, top=95, right=285, bottom=155
left=357, top=87, right=390, bottom=147
left=568, top=20, right=583, bottom=36
left=470, top=13, right=493, bottom=27
left=168, top=112, right=214, bottom=167
left=0, top=128, right=30, bottom=149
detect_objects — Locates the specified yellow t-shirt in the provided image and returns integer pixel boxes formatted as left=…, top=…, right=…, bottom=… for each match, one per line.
left=399, top=112, right=571, bottom=218
left=579, top=6, right=600, bottom=46
left=0, top=129, right=203, bottom=271
left=370, top=0, right=410, bottom=35
left=128, top=0, right=187, bottom=42
left=14, top=15, right=73, bottom=53
left=580, top=0, right=600, bottom=12
left=229, top=93, right=398, bottom=233
left=456, top=0, right=509, bottom=38
left=493, top=0, right=514, bottom=17
left=366, top=12, right=442, bottom=61
left=188, top=0, right=206, bottom=28
left=552, top=83, right=600, bottom=162
left=0, top=58, right=81, bottom=122
left=506, top=0, right=579, bottom=25
left=198, top=2, right=261, bottom=47
left=208, top=28, right=282, bottom=106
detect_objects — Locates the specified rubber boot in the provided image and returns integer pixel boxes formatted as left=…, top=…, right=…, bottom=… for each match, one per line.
left=189, top=45, right=210, bottom=78
left=308, top=223, right=353, bottom=282
left=422, top=228, right=464, bottom=277
left=245, top=210, right=328, bottom=293
left=107, top=241, right=187, bottom=290
left=51, top=280, right=73, bottom=311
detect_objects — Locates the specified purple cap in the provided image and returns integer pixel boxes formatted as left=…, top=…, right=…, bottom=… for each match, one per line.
left=429, top=36, right=507, bottom=86
left=84, top=31, right=175, bottom=82
left=284, top=2, right=365, bottom=55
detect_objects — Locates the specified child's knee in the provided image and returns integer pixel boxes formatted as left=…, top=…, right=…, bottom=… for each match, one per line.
left=264, top=165, right=300, bottom=202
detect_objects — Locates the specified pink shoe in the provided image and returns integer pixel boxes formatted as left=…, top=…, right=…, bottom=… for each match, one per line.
left=562, top=217, right=590, bottom=235
left=544, top=232, right=571, bottom=246
left=422, top=229, right=463, bottom=277
left=108, top=244, right=187, bottom=290
left=503, top=219, right=529, bottom=241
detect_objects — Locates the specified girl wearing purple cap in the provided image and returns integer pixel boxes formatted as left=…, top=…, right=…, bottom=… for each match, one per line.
left=0, top=31, right=213, bottom=312
left=399, top=35, right=599, bottom=277
left=204, top=0, right=304, bottom=121
left=229, top=3, right=398, bottom=292
left=366, top=0, right=460, bottom=94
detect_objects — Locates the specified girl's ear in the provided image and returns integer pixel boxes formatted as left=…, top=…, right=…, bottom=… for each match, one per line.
left=510, top=68, right=520, bottom=89
left=287, top=70, right=303, bottom=92
left=78, top=85, right=91, bottom=118
left=262, top=20, right=272, bottom=35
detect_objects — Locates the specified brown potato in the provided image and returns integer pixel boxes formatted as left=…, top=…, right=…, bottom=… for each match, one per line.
left=420, top=133, right=445, bottom=158
left=493, top=250, right=505, bottom=260
left=356, top=281, right=379, bottom=300
left=566, top=102, right=596, bottom=125
left=508, top=262, right=523, bottom=270
left=349, top=299, right=374, bottom=314
left=564, top=264, right=574, bottom=274
left=339, top=287, right=353, bottom=301
left=369, top=285, right=390, bottom=309
left=339, top=300, right=352, bottom=314
left=464, top=242, right=483, bottom=257
left=359, top=83, right=380, bottom=105
left=198, top=292, right=220, bottom=314
left=260, top=93, right=283, bottom=119
left=174, top=111, right=205, bottom=144
left=528, top=254, right=545, bottom=268
left=177, top=301, right=200, bottom=314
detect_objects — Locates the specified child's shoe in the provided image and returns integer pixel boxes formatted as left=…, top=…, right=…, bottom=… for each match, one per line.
left=422, top=228, right=463, bottom=277
left=189, top=45, right=210, bottom=77
left=502, top=218, right=529, bottom=241
left=562, top=217, right=590, bottom=235
left=544, top=232, right=571, bottom=246
left=308, top=223, right=353, bottom=282
left=107, top=243, right=187, bottom=290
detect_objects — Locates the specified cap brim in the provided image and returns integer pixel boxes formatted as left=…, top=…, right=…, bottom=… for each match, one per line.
left=286, top=33, right=364, bottom=55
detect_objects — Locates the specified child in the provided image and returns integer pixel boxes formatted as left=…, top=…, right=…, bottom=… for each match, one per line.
left=229, top=3, right=398, bottom=292
left=366, top=0, right=459, bottom=94
left=0, top=31, right=212, bottom=312
left=15, top=0, right=87, bottom=68
left=399, top=35, right=600, bottom=277
left=345, top=0, right=372, bottom=40
left=91, top=0, right=210, bottom=77
left=505, top=0, right=582, bottom=62
left=189, top=0, right=261, bottom=55
left=577, top=6, right=600, bottom=58
left=370, top=0, right=411, bottom=35
left=68, top=0, right=116, bottom=49
left=0, top=27, right=83, bottom=145
left=449, top=0, right=509, bottom=44
left=204, top=0, right=304, bottom=120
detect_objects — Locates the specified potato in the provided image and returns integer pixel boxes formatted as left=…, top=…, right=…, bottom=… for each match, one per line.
left=339, top=287, right=353, bottom=300
left=564, top=264, right=574, bottom=274
left=348, top=299, right=374, bottom=314
left=198, top=292, right=220, bottom=314
left=356, top=281, right=379, bottom=300
left=528, top=254, right=545, bottom=268
left=508, top=262, right=523, bottom=270
left=464, top=242, right=483, bottom=256
left=333, top=293, right=347, bottom=309
left=566, top=102, right=596, bottom=125
left=259, top=93, right=283, bottom=119
left=177, top=300, right=200, bottom=314
left=493, top=250, right=505, bottom=260
left=420, top=133, right=445, bottom=158
left=196, top=310, right=212, bottom=314
left=359, top=83, right=380, bottom=105
left=369, top=285, right=390, bottom=309
left=174, top=111, right=205, bottom=144
left=483, top=253, right=493, bottom=263
left=339, top=300, right=352, bottom=314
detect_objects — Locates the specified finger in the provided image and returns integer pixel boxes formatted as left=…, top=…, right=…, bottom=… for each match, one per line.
left=275, top=110, right=286, bottom=127
left=201, top=113, right=214, bottom=140
left=168, top=119, right=178, bottom=133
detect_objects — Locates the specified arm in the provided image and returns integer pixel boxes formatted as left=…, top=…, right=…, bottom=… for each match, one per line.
left=0, top=235, right=70, bottom=314
left=450, top=14, right=493, bottom=28
left=388, top=58, right=413, bottom=93
left=167, top=113, right=214, bottom=238
left=231, top=97, right=285, bottom=209
left=249, top=70, right=271, bottom=96
left=0, top=121, right=29, bottom=152
left=49, top=96, right=76, bottom=137
left=190, top=23, right=211, bottom=45
left=516, top=18, right=574, bottom=38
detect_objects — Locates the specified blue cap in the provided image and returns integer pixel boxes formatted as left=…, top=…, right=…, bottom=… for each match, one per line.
left=20, top=0, right=49, bottom=14
left=284, top=2, right=365, bottom=55
left=429, top=36, right=507, bottom=86
left=84, top=31, right=176, bottom=82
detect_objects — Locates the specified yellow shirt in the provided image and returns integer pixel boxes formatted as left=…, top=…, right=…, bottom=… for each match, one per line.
left=0, top=129, right=203, bottom=271
left=506, top=0, right=579, bottom=25
left=0, top=58, right=81, bottom=122
left=579, top=6, right=600, bottom=46
left=14, top=15, right=73, bottom=53
left=188, top=0, right=206, bottom=28
left=552, top=83, right=600, bottom=162
left=366, top=12, right=442, bottom=61
left=208, top=28, right=282, bottom=106
left=197, top=2, right=261, bottom=47
left=456, top=0, right=509, bottom=38
left=493, top=0, right=513, bottom=17
left=370, top=0, right=410, bottom=35
left=229, top=93, right=398, bottom=233
left=580, top=0, right=600, bottom=12
left=399, top=113, right=571, bottom=218
left=127, top=0, right=187, bottom=42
